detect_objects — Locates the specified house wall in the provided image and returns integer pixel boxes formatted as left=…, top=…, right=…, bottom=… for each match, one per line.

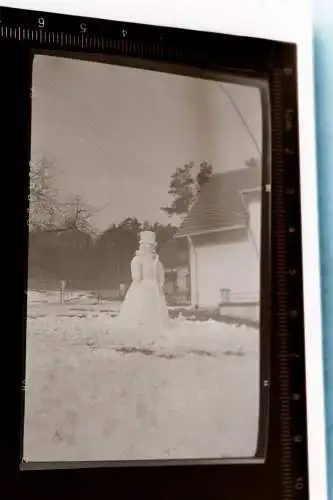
left=248, top=199, right=261, bottom=255
left=189, top=226, right=260, bottom=308
left=219, top=303, right=260, bottom=324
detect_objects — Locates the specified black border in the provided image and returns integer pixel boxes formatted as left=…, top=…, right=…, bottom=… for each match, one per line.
left=0, top=6, right=308, bottom=500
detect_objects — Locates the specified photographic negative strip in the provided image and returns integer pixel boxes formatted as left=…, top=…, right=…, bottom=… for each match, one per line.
left=24, top=54, right=266, bottom=463
left=0, top=6, right=312, bottom=500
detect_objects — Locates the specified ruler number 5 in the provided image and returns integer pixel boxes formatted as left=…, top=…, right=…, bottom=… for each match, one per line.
left=38, top=17, right=45, bottom=28
left=80, top=22, right=87, bottom=34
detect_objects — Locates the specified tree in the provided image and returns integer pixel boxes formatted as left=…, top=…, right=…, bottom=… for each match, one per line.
left=28, top=158, right=98, bottom=288
left=94, top=218, right=142, bottom=287
left=28, top=157, right=61, bottom=231
left=161, top=162, right=195, bottom=217
left=29, top=156, right=96, bottom=234
left=58, top=195, right=95, bottom=234
left=161, top=161, right=213, bottom=217
left=196, top=161, right=213, bottom=192
left=245, top=157, right=260, bottom=168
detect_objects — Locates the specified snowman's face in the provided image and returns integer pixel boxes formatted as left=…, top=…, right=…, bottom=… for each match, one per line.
left=140, top=241, right=154, bottom=253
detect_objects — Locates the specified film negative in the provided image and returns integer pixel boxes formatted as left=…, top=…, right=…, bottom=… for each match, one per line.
left=0, top=6, right=308, bottom=500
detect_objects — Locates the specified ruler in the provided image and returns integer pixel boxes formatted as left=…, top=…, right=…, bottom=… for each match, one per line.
left=273, top=63, right=309, bottom=498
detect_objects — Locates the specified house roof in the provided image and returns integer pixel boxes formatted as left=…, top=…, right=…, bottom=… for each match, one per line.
left=175, top=166, right=261, bottom=238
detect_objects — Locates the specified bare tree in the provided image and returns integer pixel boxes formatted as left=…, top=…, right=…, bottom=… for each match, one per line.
left=28, top=157, right=61, bottom=231
left=29, top=158, right=96, bottom=235
left=59, top=195, right=95, bottom=234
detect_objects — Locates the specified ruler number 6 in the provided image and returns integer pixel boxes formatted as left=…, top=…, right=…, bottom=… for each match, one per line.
left=38, top=17, right=45, bottom=28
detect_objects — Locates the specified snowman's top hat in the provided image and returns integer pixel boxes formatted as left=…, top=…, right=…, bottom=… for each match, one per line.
left=139, top=231, right=156, bottom=245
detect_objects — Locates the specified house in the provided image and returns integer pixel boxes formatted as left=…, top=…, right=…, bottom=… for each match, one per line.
left=174, top=165, right=261, bottom=317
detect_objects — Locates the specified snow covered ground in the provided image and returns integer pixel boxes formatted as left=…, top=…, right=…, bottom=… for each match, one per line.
left=24, top=290, right=260, bottom=463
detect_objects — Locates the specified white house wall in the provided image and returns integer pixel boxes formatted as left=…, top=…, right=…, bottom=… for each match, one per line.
left=189, top=243, right=199, bottom=306
left=190, top=229, right=260, bottom=309
left=248, top=199, right=261, bottom=257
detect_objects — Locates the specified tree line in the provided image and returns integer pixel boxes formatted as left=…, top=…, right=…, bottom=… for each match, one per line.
left=28, top=156, right=261, bottom=291
left=28, top=157, right=213, bottom=291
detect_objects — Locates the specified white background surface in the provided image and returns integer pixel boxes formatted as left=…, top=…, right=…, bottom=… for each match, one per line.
left=0, top=0, right=327, bottom=498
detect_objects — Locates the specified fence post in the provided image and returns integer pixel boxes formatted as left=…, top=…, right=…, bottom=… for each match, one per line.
left=60, top=280, right=66, bottom=305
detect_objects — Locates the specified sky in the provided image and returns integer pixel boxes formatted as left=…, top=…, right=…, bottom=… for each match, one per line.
left=31, top=54, right=262, bottom=231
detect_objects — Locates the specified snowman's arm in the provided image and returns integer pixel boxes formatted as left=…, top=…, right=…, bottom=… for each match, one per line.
left=156, top=260, right=165, bottom=286
left=131, top=256, right=142, bottom=282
